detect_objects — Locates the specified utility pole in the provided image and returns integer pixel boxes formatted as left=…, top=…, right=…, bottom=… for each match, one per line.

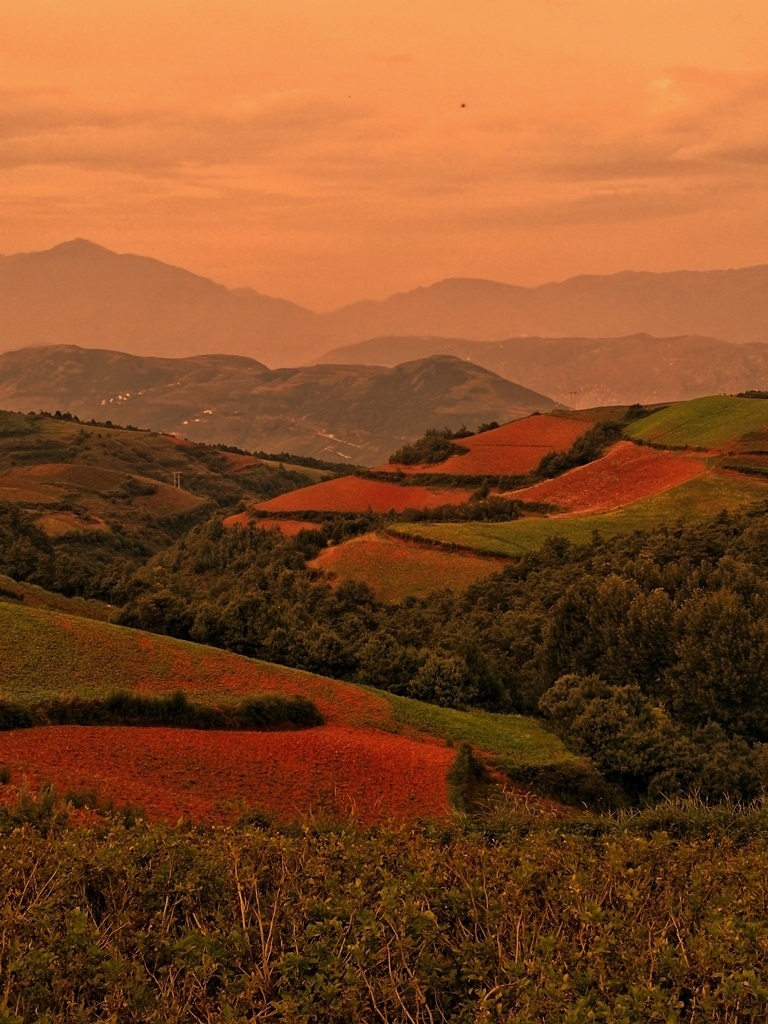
left=172, top=471, right=182, bottom=489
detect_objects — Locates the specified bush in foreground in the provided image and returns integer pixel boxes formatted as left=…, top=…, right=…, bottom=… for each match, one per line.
left=0, top=806, right=767, bottom=1021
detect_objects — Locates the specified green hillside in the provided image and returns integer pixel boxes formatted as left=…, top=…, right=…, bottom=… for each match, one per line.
left=0, top=600, right=572, bottom=770
left=0, top=573, right=110, bottom=620
left=392, top=471, right=768, bottom=556
left=625, top=395, right=768, bottom=450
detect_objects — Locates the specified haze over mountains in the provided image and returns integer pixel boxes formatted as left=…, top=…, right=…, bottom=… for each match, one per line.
left=0, top=240, right=318, bottom=365
left=0, top=346, right=555, bottom=464
left=4, top=241, right=768, bottom=370
left=319, top=334, right=768, bottom=408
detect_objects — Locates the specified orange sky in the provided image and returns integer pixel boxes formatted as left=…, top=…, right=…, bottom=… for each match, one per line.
left=3, top=1, right=768, bottom=309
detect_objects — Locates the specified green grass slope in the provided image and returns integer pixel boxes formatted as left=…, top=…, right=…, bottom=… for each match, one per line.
left=309, top=531, right=502, bottom=601
left=392, top=471, right=768, bottom=556
left=0, top=573, right=110, bottom=620
left=0, top=601, right=572, bottom=769
left=626, top=395, right=768, bottom=450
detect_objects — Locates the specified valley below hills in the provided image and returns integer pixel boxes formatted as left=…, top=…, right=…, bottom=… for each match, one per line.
left=0, top=345, right=556, bottom=464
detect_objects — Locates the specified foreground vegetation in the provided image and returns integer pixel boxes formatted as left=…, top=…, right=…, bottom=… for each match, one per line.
left=1, top=804, right=767, bottom=1022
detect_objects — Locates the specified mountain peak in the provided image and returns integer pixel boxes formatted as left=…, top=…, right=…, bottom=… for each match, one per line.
left=46, top=238, right=116, bottom=257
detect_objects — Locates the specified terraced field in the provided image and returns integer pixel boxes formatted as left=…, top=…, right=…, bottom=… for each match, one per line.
left=256, top=474, right=472, bottom=513
left=0, top=602, right=391, bottom=724
left=393, top=471, right=768, bottom=556
left=309, top=531, right=503, bottom=601
left=380, top=413, right=593, bottom=476
left=0, top=462, right=203, bottom=527
left=0, top=409, right=330, bottom=554
left=506, top=440, right=708, bottom=514
left=222, top=512, right=323, bottom=536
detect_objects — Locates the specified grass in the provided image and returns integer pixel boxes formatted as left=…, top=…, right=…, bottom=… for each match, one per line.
left=391, top=470, right=768, bottom=556
left=256, top=458, right=330, bottom=483
left=0, top=601, right=385, bottom=719
left=0, top=574, right=111, bottom=620
left=625, top=395, right=768, bottom=450
left=375, top=691, right=575, bottom=767
left=1, top=602, right=570, bottom=771
left=310, top=531, right=502, bottom=601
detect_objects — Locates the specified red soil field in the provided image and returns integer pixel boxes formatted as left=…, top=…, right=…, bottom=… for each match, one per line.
left=219, top=451, right=259, bottom=473
left=223, top=512, right=323, bottom=536
left=255, top=475, right=472, bottom=513
left=163, top=434, right=196, bottom=448
left=0, top=724, right=455, bottom=825
left=506, top=441, right=707, bottom=514
left=3, top=602, right=396, bottom=730
left=310, top=531, right=502, bottom=601
left=124, top=643, right=396, bottom=730
left=140, top=669, right=393, bottom=731
left=380, top=415, right=593, bottom=476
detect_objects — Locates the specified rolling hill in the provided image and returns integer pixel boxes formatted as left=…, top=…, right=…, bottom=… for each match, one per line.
left=386, top=397, right=768, bottom=557
left=317, top=333, right=768, bottom=408
left=250, top=396, right=768, bottom=581
left=379, top=413, right=595, bottom=476
left=0, top=600, right=573, bottom=823
left=307, top=532, right=504, bottom=603
left=624, top=395, right=768, bottom=451
left=0, top=408, right=327, bottom=590
left=0, top=347, right=557, bottom=464
left=0, top=239, right=318, bottom=365
left=247, top=412, right=593, bottom=517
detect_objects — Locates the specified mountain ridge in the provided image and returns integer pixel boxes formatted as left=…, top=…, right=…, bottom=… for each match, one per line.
left=0, top=345, right=556, bottom=464
left=3, top=240, right=768, bottom=366
left=316, top=333, right=768, bottom=407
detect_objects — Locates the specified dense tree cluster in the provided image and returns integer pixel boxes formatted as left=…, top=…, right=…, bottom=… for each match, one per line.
left=389, top=426, right=474, bottom=465
left=0, top=502, right=135, bottom=601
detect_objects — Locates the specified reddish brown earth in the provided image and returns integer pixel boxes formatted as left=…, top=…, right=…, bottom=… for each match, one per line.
left=255, top=475, right=472, bottom=513
left=310, top=531, right=502, bottom=601
left=0, top=463, right=202, bottom=513
left=129, top=657, right=395, bottom=731
left=506, top=440, right=707, bottom=514
left=0, top=724, right=455, bottom=825
left=219, top=450, right=260, bottom=473
left=222, top=512, right=323, bottom=536
left=380, top=415, right=594, bottom=476
left=163, top=434, right=196, bottom=448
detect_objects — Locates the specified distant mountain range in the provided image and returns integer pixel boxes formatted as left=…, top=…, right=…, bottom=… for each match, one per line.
left=0, top=346, right=556, bottom=464
left=2, top=240, right=768, bottom=368
left=317, top=334, right=768, bottom=408
left=0, top=240, right=318, bottom=365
